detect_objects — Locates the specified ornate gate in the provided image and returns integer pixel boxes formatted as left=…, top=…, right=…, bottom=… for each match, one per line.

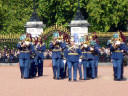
left=42, top=24, right=70, bottom=48
left=0, top=33, right=21, bottom=49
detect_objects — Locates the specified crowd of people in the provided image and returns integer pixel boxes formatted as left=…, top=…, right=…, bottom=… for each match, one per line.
left=0, top=47, right=19, bottom=63
left=0, top=47, right=112, bottom=63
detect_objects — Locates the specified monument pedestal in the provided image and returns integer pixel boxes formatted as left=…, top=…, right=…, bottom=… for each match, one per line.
left=70, top=20, right=90, bottom=38
left=25, top=21, right=45, bottom=37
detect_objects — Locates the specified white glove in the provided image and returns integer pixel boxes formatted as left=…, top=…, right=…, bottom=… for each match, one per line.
left=83, top=44, right=88, bottom=48
left=63, top=60, right=66, bottom=64
left=115, top=41, right=121, bottom=45
left=79, top=59, right=82, bottom=62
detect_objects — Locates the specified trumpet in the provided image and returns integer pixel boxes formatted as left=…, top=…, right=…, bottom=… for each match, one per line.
left=54, top=36, right=63, bottom=45
left=110, top=37, right=122, bottom=49
left=81, top=40, right=90, bottom=49
left=83, top=41, right=90, bottom=48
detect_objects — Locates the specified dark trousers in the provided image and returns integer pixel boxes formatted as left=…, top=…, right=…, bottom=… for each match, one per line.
left=113, top=59, right=123, bottom=80
left=37, top=58, right=43, bottom=76
left=52, top=58, right=60, bottom=78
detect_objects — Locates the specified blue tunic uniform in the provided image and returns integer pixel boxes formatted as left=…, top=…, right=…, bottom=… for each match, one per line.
left=110, top=42, right=128, bottom=80
left=49, top=41, right=63, bottom=79
left=36, top=44, right=46, bottom=76
left=81, top=44, right=100, bottom=79
left=64, top=44, right=82, bottom=80
left=94, top=43, right=101, bottom=77
left=59, top=41, right=68, bottom=78
left=29, top=44, right=37, bottom=77
left=17, top=42, right=31, bottom=79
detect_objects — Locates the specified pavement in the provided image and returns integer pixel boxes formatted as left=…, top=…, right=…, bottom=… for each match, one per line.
left=0, top=65, right=128, bottom=96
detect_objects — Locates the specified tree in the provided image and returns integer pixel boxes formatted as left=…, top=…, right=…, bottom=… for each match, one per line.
left=38, top=0, right=87, bottom=27
left=86, top=0, right=128, bottom=32
left=0, top=0, right=34, bottom=34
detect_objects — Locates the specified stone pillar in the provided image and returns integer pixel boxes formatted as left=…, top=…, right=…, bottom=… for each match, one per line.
left=70, top=20, right=90, bottom=38
left=25, top=20, right=45, bottom=37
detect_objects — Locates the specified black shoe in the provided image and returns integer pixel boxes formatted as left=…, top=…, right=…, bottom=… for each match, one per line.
left=84, top=78, right=87, bottom=80
left=117, top=79, right=121, bottom=81
left=79, top=77, right=82, bottom=80
left=38, top=74, right=43, bottom=76
left=68, top=78, right=71, bottom=81
left=53, top=77, right=56, bottom=79
left=21, top=75, right=24, bottom=79
left=57, top=77, right=60, bottom=80
left=92, top=77, right=95, bottom=79
left=73, top=79, right=77, bottom=82
left=24, top=77, right=29, bottom=79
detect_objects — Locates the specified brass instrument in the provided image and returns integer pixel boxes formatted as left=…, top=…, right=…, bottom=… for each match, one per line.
left=54, top=35, right=63, bottom=45
left=110, top=37, right=122, bottom=49
left=82, top=41, right=90, bottom=48
left=57, top=35, right=63, bottom=42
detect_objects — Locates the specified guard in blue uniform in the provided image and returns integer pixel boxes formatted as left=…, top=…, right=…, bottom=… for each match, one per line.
left=36, top=36, right=46, bottom=76
left=109, top=33, right=128, bottom=81
left=84, top=35, right=100, bottom=79
left=29, top=38, right=37, bottom=78
left=17, top=34, right=32, bottom=79
left=93, top=40, right=101, bottom=78
left=60, top=38, right=68, bottom=79
left=64, top=36, right=82, bottom=81
left=79, top=36, right=88, bottom=80
left=17, top=34, right=26, bottom=78
left=49, top=33, right=64, bottom=80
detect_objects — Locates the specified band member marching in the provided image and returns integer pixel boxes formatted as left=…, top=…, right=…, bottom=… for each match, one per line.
left=79, top=36, right=89, bottom=80
left=83, top=34, right=100, bottom=79
left=108, top=32, right=128, bottom=81
left=59, top=35, right=68, bottom=79
left=17, top=33, right=32, bottom=79
left=29, top=37, right=37, bottom=78
left=17, top=34, right=26, bottom=78
left=92, top=33, right=101, bottom=78
left=36, top=35, right=46, bottom=76
left=49, top=32, right=64, bottom=80
left=64, top=36, right=82, bottom=81
left=74, top=33, right=82, bottom=80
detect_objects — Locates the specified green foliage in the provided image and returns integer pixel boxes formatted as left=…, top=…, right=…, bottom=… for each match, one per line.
left=38, top=0, right=83, bottom=27
left=0, top=0, right=127, bottom=34
left=86, top=0, right=128, bottom=32
left=0, top=0, right=34, bottom=34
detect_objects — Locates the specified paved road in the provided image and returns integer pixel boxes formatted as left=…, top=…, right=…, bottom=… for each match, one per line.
left=0, top=66, right=128, bottom=96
